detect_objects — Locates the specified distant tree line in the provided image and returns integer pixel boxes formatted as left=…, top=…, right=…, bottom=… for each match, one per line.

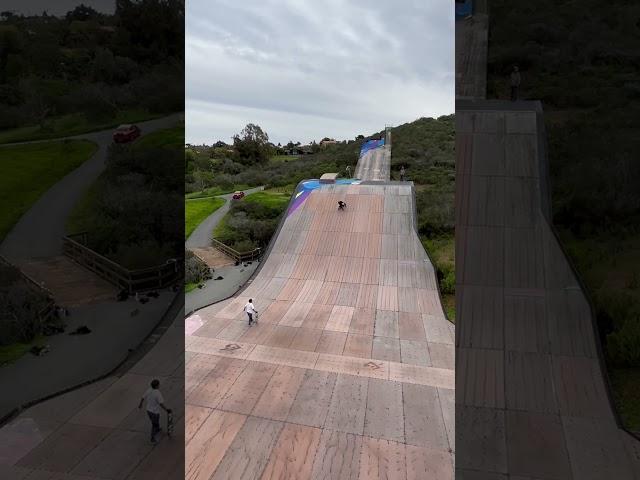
left=0, top=1, right=184, bottom=131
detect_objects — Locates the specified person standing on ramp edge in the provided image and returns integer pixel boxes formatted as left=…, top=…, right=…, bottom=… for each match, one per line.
left=138, top=379, right=172, bottom=444
left=244, top=298, right=258, bottom=326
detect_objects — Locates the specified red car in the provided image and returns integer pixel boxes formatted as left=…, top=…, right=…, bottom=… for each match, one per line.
left=112, top=124, right=141, bottom=143
left=232, top=191, right=245, bottom=200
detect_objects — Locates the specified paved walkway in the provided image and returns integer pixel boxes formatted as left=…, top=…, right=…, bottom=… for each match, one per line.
left=185, top=186, right=264, bottom=249
left=185, top=142, right=455, bottom=478
left=0, top=114, right=183, bottom=261
left=456, top=101, right=640, bottom=479
left=186, top=262, right=260, bottom=316
left=0, top=115, right=183, bottom=420
left=0, top=302, right=184, bottom=479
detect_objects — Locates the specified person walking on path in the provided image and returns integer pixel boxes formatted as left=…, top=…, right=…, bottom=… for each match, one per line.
left=138, top=379, right=172, bottom=444
left=244, top=298, right=257, bottom=326
left=400, top=165, right=406, bottom=181
left=510, top=65, right=521, bottom=101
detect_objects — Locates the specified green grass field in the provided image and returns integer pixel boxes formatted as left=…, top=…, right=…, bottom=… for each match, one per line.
left=0, top=109, right=162, bottom=144
left=0, top=140, right=98, bottom=241
left=0, top=335, right=45, bottom=366
left=185, top=197, right=226, bottom=240
left=134, top=126, right=184, bottom=150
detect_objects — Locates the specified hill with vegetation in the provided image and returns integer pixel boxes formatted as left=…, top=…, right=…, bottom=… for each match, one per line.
left=487, top=0, right=640, bottom=429
left=186, top=115, right=455, bottom=316
left=0, top=2, right=183, bottom=143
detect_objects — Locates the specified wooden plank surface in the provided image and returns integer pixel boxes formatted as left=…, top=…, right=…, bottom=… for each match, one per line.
left=185, top=410, right=246, bottom=480
left=210, top=417, right=283, bottom=480
left=364, top=378, right=405, bottom=443
left=324, top=374, right=368, bottom=435
left=184, top=180, right=455, bottom=479
left=251, top=366, right=305, bottom=421
left=311, top=429, right=363, bottom=480
left=260, top=424, right=322, bottom=480
left=287, top=370, right=338, bottom=428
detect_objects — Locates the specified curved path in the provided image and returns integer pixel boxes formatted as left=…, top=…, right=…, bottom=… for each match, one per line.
left=456, top=101, right=640, bottom=479
left=0, top=114, right=183, bottom=261
left=0, top=301, right=184, bottom=478
left=185, top=143, right=455, bottom=479
left=0, top=115, right=182, bottom=425
left=185, top=186, right=264, bottom=249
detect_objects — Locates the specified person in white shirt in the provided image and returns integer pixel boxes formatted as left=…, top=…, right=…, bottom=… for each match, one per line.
left=244, top=299, right=257, bottom=326
left=138, top=379, right=171, bottom=444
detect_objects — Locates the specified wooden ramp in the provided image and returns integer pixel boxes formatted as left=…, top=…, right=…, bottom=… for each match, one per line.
left=455, top=14, right=488, bottom=100
left=20, top=256, right=117, bottom=307
left=456, top=102, right=640, bottom=479
left=354, top=146, right=390, bottom=182
left=186, top=181, right=455, bottom=479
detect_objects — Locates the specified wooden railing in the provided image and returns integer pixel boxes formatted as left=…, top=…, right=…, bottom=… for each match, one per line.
left=211, top=238, right=261, bottom=262
left=0, top=255, right=56, bottom=322
left=63, top=233, right=183, bottom=294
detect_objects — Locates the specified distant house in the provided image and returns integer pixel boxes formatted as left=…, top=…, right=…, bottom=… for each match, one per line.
left=213, top=141, right=228, bottom=148
left=320, top=137, right=337, bottom=148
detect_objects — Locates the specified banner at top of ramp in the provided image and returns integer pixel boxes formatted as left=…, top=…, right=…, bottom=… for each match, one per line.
left=359, top=138, right=384, bottom=157
left=455, top=0, right=472, bottom=18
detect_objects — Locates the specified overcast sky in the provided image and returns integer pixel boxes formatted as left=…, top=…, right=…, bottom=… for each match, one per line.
left=187, top=0, right=453, bottom=146
left=2, top=0, right=114, bottom=16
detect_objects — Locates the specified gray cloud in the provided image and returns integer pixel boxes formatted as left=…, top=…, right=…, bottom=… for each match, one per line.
left=187, top=0, right=453, bottom=145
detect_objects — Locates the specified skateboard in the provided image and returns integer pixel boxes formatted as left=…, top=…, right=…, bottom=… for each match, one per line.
left=167, top=411, right=174, bottom=438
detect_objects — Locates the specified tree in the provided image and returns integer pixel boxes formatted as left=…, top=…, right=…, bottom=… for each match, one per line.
left=66, top=4, right=100, bottom=21
left=0, top=25, right=23, bottom=84
left=233, top=123, right=270, bottom=165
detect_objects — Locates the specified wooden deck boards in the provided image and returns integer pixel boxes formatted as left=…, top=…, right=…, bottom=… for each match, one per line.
left=186, top=181, right=454, bottom=478
left=456, top=104, right=639, bottom=478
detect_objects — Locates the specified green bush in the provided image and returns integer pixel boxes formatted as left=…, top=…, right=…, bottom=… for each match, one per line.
left=607, top=318, right=640, bottom=367
left=0, top=264, right=49, bottom=345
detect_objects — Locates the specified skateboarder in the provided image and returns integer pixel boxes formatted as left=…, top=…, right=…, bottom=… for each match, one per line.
left=244, top=298, right=257, bottom=326
left=510, top=65, right=521, bottom=101
left=138, top=379, right=172, bottom=444
left=338, top=200, right=346, bottom=210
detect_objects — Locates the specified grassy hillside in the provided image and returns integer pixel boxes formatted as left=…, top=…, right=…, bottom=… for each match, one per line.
left=391, top=115, right=455, bottom=319
left=488, top=0, right=640, bottom=430
left=185, top=197, right=225, bottom=240
left=0, top=140, right=98, bottom=241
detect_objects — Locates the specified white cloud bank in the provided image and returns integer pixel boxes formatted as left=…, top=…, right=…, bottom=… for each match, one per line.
left=186, top=0, right=454, bottom=145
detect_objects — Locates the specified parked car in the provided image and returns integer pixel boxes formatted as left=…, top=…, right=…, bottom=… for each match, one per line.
left=113, top=124, right=141, bottom=143
left=232, top=191, right=245, bottom=200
